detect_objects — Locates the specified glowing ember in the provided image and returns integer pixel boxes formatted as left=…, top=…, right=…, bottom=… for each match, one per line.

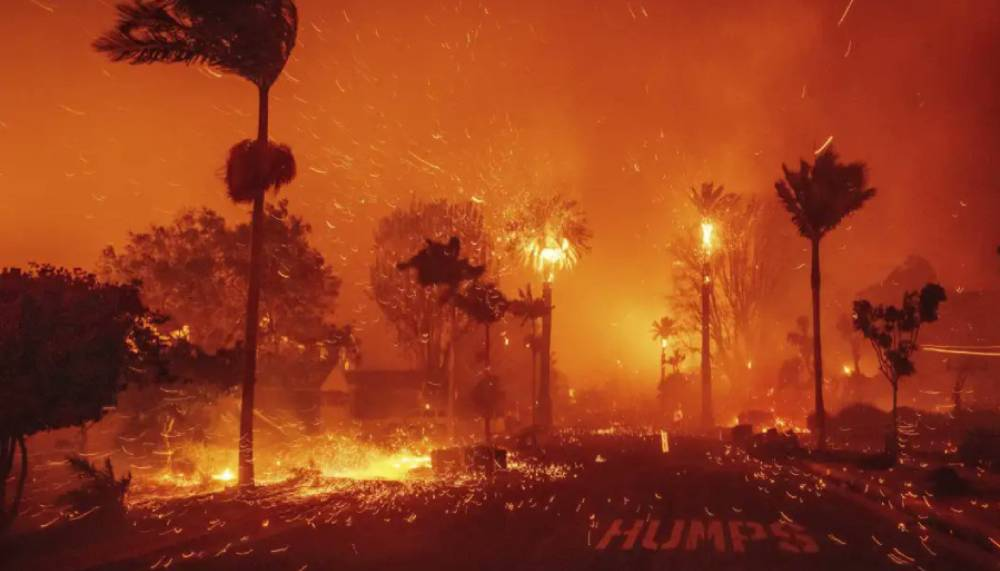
left=700, top=220, right=715, bottom=255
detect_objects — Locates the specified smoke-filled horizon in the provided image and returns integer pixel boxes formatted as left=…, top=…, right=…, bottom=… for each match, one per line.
left=1, top=0, right=998, bottom=386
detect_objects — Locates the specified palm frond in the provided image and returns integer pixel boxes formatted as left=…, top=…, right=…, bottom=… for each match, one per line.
left=224, top=139, right=297, bottom=203
left=95, top=0, right=298, bottom=88
left=774, top=146, right=877, bottom=240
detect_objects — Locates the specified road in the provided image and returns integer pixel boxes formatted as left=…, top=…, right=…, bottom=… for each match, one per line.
left=4, top=432, right=996, bottom=570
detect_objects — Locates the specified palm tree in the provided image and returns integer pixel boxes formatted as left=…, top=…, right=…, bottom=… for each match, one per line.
left=454, top=281, right=509, bottom=450
left=775, top=146, right=876, bottom=449
left=504, top=195, right=592, bottom=428
left=651, top=316, right=677, bottom=389
left=509, top=284, right=550, bottom=426
left=95, top=0, right=299, bottom=487
left=688, top=183, right=736, bottom=428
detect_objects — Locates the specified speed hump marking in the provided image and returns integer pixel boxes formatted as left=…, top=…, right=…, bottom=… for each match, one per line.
left=594, top=518, right=820, bottom=554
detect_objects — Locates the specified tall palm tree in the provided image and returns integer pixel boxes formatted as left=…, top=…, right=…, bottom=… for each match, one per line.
left=775, top=146, right=876, bottom=449
left=504, top=195, right=592, bottom=428
left=95, top=0, right=299, bottom=487
left=688, top=182, right=736, bottom=428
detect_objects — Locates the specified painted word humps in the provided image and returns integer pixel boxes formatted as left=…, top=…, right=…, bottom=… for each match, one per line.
left=595, top=518, right=820, bottom=554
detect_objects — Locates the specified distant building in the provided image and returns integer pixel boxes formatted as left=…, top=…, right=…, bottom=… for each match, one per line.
left=343, top=370, right=446, bottom=420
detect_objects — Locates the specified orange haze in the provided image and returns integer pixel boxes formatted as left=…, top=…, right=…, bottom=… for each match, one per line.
left=1, top=0, right=998, bottom=388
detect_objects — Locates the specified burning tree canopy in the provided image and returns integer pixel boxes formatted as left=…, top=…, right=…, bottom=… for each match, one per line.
left=503, top=194, right=592, bottom=282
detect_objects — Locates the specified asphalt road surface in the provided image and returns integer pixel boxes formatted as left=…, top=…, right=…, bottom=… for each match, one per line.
left=5, top=433, right=996, bottom=571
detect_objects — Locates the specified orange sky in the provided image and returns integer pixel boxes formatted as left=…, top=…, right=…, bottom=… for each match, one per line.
left=1, top=0, right=998, bottom=386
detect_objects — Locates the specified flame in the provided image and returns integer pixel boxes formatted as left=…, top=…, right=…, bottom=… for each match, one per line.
left=700, top=220, right=714, bottom=255
left=211, top=468, right=235, bottom=483
left=842, top=364, right=853, bottom=375
left=524, top=234, right=577, bottom=282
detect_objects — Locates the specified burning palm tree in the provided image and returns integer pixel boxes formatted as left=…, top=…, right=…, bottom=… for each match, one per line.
left=688, top=183, right=736, bottom=428
left=505, top=195, right=592, bottom=428
left=651, top=316, right=677, bottom=389
left=95, top=0, right=299, bottom=487
left=775, top=146, right=876, bottom=449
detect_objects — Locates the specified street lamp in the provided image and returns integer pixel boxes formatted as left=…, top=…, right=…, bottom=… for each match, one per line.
left=700, top=219, right=715, bottom=428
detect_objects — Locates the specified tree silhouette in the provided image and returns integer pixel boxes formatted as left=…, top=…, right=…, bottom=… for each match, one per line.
left=508, top=284, right=550, bottom=425
left=946, top=356, right=988, bottom=417
left=0, top=266, right=166, bottom=529
left=853, top=283, right=946, bottom=457
left=454, top=282, right=509, bottom=447
left=775, top=146, right=877, bottom=449
left=397, top=237, right=486, bottom=295
left=372, top=201, right=491, bottom=376
left=651, top=316, right=677, bottom=391
left=95, top=0, right=300, bottom=487
left=454, top=281, right=509, bottom=369
left=651, top=316, right=677, bottom=344
left=688, top=182, right=738, bottom=220
left=397, top=236, right=486, bottom=435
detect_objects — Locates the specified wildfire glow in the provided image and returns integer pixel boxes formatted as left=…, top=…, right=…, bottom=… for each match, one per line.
left=524, top=235, right=577, bottom=282
left=700, top=220, right=715, bottom=255
left=211, top=468, right=236, bottom=483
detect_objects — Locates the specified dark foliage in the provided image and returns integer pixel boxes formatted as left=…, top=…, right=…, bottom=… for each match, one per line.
left=774, top=146, right=877, bottom=241
left=58, top=456, right=132, bottom=521
left=225, top=139, right=296, bottom=203
left=853, top=282, right=947, bottom=455
left=0, top=265, right=165, bottom=529
left=454, top=282, right=509, bottom=327
left=853, top=283, right=947, bottom=383
left=100, top=202, right=349, bottom=354
left=94, top=0, right=297, bottom=90
left=397, top=237, right=486, bottom=294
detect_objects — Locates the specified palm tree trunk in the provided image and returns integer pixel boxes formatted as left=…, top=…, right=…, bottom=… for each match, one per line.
left=448, top=304, right=457, bottom=439
left=1, top=435, right=27, bottom=530
left=484, top=323, right=491, bottom=368
left=701, top=261, right=713, bottom=428
left=530, top=320, right=538, bottom=427
left=889, top=378, right=899, bottom=457
left=238, top=85, right=270, bottom=488
left=810, top=238, right=826, bottom=450
left=538, top=281, right=553, bottom=428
